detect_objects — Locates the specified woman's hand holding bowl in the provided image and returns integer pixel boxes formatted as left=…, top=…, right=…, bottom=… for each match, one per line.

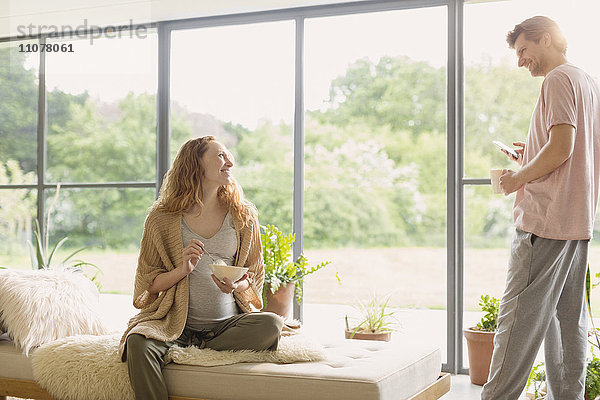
left=211, top=273, right=249, bottom=294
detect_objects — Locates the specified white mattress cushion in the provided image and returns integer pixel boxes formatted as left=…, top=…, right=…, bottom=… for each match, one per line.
left=164, top=338, right=441, bottom=400
left=0, top=334, right=441, bottom=400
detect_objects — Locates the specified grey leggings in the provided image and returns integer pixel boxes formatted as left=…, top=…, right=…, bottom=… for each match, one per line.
left=126, top=312, right=283, bottom=400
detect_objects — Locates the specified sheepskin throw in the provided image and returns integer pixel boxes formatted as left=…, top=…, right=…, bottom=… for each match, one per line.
left=165, top=332, right=325, bottom=366
left=0, top=268, right=107, bottom=355
left=32, top=333, right=327, bottom=400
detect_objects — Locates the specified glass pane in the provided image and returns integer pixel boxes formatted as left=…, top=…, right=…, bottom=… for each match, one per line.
left=0, top=40, right=39, bottom=183
left=0, top=188, right=37, bottom=268
left=45, top=30, right=157, bottom=183
left=463, top=184, right=513, bottom=331
left=304, top=7, right=447, bottom=361
left=43, top=187, right=155, bottom=293
left=170, top=21, right=295, bottom=234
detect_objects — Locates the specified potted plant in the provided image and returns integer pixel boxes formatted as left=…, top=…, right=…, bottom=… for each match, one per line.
left=464, top=294, right=499, bottom=386
left=260, top=224, right=331, bottom=319
left=586, top=355, right=600, bottom=400
left=585, top=267, right=600, bottom=400
left=526, top=362, right=547, bottom=399
left=345, top=294, right=396, bottom=341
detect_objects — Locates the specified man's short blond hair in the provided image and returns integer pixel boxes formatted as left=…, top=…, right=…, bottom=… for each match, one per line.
left=506, top=16, right=567, bottom=55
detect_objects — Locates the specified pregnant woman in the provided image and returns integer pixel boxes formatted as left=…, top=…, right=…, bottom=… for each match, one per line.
left=119, top=136, right=283, bottom=400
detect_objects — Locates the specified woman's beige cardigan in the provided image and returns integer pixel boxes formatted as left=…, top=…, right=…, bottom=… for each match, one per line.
left=118, top=207, right=264, bottom=361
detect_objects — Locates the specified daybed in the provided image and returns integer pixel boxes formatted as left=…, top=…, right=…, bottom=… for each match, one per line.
left=0, top=333, right=450, bottom=400
left=0, top=268, right=449, bottom=400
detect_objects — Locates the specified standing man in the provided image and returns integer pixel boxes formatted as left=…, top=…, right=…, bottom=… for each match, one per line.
left=482, top=16, right=600, bottom=400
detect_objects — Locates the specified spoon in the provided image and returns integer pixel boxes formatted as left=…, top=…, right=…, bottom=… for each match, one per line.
left=200, top=245, right=219, bottom=264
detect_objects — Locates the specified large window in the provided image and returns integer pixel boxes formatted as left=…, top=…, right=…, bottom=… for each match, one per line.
left=302, top=7, right=447, bottom=359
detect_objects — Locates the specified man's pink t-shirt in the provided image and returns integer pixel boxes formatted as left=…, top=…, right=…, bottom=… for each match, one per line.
left=513, top=63, right=600, bottom=240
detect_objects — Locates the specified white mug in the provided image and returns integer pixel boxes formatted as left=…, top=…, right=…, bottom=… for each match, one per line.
left=490, top=169, right=503, bottom=194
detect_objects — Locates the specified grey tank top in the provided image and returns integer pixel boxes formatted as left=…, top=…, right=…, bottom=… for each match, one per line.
left=181, top=212, right=239, bottom=331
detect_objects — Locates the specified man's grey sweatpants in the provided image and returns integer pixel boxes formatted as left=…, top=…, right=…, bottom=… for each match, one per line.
left=481, top=229, right=589, bottom=400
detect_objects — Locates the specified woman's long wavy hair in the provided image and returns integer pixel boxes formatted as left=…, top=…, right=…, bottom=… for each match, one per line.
left=153, top=136, right=254, bottom=227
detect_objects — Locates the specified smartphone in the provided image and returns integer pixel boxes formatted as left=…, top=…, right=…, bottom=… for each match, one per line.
left=492, top=140, right=519, bottom=160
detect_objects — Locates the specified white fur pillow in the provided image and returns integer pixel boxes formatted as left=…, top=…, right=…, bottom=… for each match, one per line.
left=0, top=268, right=107, bottom=355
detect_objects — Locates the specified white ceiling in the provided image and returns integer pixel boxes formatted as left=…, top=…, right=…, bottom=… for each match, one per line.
left=0, top=0, right=353, bottom=38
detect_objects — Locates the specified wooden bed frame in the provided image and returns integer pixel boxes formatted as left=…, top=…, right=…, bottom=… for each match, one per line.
left=0, top=373, right=450, bottom=400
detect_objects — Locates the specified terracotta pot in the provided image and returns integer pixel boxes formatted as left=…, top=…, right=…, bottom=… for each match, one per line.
left=464, top=328, right=496, bottom=386
left=345, top=329, right=391, bottom=342
left=262, top=282, right=295, bottom=319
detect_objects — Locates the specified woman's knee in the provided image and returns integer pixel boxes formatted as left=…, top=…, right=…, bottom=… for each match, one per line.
left=126, top=334, right=169, bottom=364
left=127, top=335, right=150, bottom=366
left=127, top=334, right=149, bottom=356
left=254, top=312, right=283, bottom=340
left=265, top=312, right=284, bottom=329
left=235, top=313, right=282, bottom=350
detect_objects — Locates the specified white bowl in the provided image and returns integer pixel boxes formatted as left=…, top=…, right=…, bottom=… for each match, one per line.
left=209, top=264, right=248, bottom=282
